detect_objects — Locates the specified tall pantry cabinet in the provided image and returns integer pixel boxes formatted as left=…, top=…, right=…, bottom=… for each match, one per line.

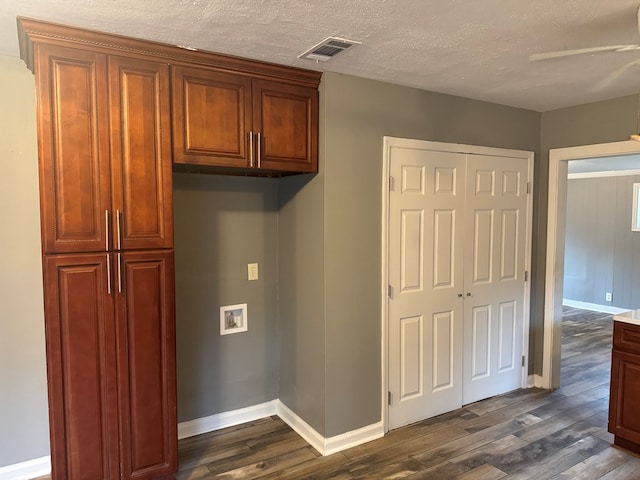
left=19, top=20, right=176, bottom=480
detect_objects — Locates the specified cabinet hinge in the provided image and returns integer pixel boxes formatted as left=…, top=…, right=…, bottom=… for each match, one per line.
left=389, top=176, right=394, bottom=191
left=524, top=270, right=528, bottom=282
left=388, top=285, right=393, bottom=298
left=388, top=391, right=392, bottom=405
left=526, top=181, right=531, bottom=194
left=521, top=355, right=526, bottom=367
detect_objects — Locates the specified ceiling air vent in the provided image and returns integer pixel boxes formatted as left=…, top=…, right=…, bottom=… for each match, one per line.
left=299, top=36, right=361, bottom=62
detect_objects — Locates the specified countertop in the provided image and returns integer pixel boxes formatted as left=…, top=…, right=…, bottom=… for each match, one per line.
left=613, top=309, right=640, bottom=326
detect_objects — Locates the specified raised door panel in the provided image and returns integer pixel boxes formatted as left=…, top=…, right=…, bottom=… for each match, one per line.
left=43, top=254, right=118, bottom=480
left=609, top=350, right=640, bottom=445
left=109, top=56, right=173, bottom=250
left=35, top=44, right=111, bottom=254
left=171, top=65, right=252, bottom=167
left=253, top=80, right=318, bottom=173
left=116, top=250, right=177, bottom=479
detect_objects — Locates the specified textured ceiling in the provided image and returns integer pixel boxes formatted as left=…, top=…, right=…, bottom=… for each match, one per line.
left=5, top=0, right=640, bottom=112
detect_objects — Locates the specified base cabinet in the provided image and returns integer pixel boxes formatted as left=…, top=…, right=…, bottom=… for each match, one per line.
left=44, top=251, right=177, bottom=480
left=609, top=321, right=640, bottom=453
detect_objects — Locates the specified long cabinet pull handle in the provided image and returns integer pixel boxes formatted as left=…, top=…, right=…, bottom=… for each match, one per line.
left=106, top=254, right=112, bottom=295
left=249, top=131, right=254, bottom=167
left=117, top=252, right=122, bottom=293
left=116, top=210, right=122, bottom=251
left=257, top=132, right=261, bottom=169
left=105, top=210, right=109, bottom=251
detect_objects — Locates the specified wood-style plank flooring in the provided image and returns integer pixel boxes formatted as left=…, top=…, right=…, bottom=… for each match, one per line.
left=175, top=307, right=640, bottom=479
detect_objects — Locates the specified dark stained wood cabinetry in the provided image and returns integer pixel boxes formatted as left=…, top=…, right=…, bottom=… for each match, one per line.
left=172, top=64, right=319, bottom=174
left=20, top=18, right=177, bottom=480
left=609, top=320, right=640, bottom=454
left=19, top=16, right=321, bottom=480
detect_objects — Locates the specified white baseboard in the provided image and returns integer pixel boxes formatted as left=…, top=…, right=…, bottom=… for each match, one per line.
left=527, top=374, right=545, bottom=388
left=324, top=420, right=384, bottom=456
left=0, top=456, right=50, bottom=480
left=275, top=401, right=327, bottom=455
left=563, top=299, right=630, bottom=315
left=177, top=400, right=278, bottom=440
left=179, top=399, right=384, bottom=456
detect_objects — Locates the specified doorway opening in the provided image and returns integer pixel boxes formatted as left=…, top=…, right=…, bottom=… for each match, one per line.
left=544, top=141, right=640, bottom=389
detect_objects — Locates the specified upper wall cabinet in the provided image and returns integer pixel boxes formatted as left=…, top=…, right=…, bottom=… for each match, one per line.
left=32, top=43, right=173, bottom=254
left=172, top=66, right=319, bottom=174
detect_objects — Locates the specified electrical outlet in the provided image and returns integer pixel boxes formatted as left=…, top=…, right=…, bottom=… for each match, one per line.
left=606, top=292, right=612, bottom=302
left=248, top=263, right=259, bottom=281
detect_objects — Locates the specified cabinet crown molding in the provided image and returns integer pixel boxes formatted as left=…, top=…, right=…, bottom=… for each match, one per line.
left=17, top=16, right=322, bottom=88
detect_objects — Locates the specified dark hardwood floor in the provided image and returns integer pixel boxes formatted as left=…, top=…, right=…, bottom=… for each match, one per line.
left=175, top=307, right=640, bottom=479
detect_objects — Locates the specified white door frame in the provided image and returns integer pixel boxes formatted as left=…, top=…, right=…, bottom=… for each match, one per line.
left=381, top=137, right=534, bottom=432
left=543, top=140, right=640, bottom=389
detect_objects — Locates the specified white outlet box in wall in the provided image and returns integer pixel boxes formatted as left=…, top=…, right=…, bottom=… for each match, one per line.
left=248, top=263, right=259, bottom=281
left=606, top=292, right=613, bottom=302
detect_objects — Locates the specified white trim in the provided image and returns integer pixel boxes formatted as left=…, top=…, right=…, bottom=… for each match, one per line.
left=544, top=141, right=640, bottom=390
left=568, top=168, right=640, bottom=179
left=178, top=400, right=384, bottom=457
left=0, top=456, right=50, bottom=480
left=324, top=421, right=384, bottom=456
left=562, top=299, right=630, bottom=315
left=177, top=400, right=278, bottom=439
left=275, top=401, right=326, bottom=455
left=526, top=374, right=545, bottom=388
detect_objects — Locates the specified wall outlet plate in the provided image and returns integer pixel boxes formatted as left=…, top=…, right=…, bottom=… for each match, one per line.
left=248, top=263, right=259, bottom=281
left=606, top=292, right=613, bottom=302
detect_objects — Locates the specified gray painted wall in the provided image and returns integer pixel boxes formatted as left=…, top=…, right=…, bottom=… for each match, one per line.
left=0, top=56, right=50, bottom=466
left=565, top=175, right=640, bottom=309
left=277, top=76, right=327, bottom=434
left=318, top=72, right=540, bottom=436
left=173, top=173, right=279, bottom=421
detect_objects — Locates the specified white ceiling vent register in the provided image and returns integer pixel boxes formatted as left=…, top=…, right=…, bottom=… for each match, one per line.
left=298, top=36, right=361, bottom=62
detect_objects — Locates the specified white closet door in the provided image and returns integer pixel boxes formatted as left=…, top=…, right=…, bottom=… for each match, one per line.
left=388, top=147, right=465, bottom=430
left=462, top=154, right=527, bottom=405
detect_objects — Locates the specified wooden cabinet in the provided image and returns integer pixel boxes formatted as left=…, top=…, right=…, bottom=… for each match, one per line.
left=18, top=16, right=321, bottom=480
left=172, top=65, right=319, bottom=174
left=35, top=45, right=173, bottom=254
left=609, top=320, right=640, bottom=454
left=20, top=19, right=177, bottom=480
left=44, top=252, right=177, bottom=480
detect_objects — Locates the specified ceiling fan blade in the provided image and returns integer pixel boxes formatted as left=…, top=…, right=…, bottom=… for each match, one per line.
left=592, top=59, right=640, bottom=91
left=530, top=45, right=639, bottom=61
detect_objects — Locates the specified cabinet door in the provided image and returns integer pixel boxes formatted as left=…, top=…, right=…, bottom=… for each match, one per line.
left=172, top=65, right=252, bottom=168
left=609, top=350, right=640, bottom=445
left=35, top=45, right=112, bottom=254
left=43, top=253, right=118, bottom=480
left=253, top=79, right=318, bottom=173
left=115, top=250, right=177, bottom=479
left=109, top=56, right=173, bottom=250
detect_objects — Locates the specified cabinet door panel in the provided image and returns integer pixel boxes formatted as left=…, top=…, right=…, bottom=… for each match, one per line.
left=44, top=254, right=118, bottom=480
left=609, top=350, right=640, bottom=444
left=253, top=80, right=318, bottom=173
left=172, top=66, right=252, bottom=167
left=116, top=250, right=177, bottom=479
left=109, top=56, right=173, bottom=250
left=35, top=45, right=111, bottom=253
